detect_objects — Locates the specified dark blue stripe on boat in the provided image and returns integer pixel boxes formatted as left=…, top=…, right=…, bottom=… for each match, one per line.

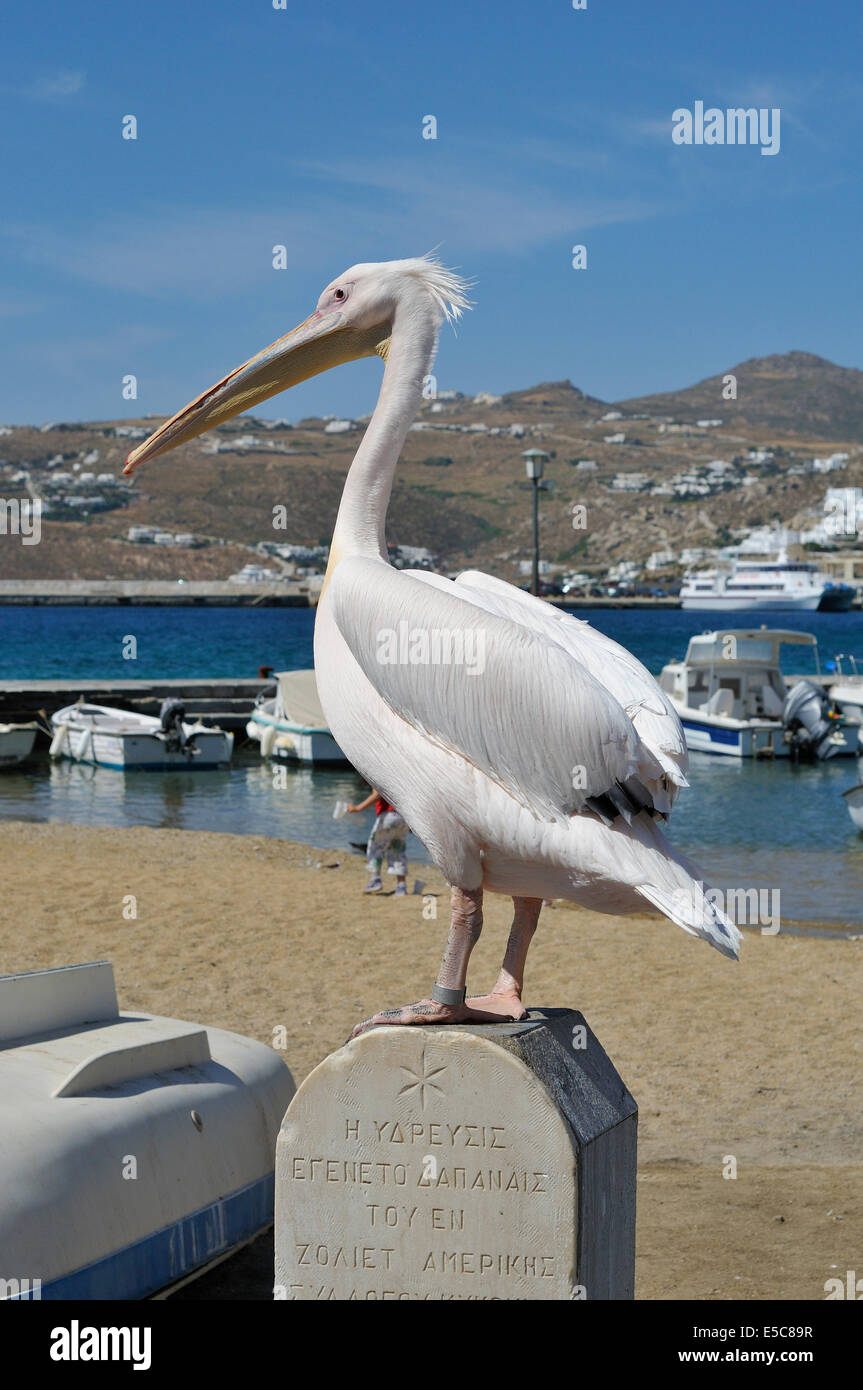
left=12, top=1172, right=274, bottom=1300
left=682, top=720, right=741, bottom=747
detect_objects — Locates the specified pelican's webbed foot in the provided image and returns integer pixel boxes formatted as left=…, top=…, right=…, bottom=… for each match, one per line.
left=464, top=990, right=527, bottom=1022
left=350, top=994, right=524, bottom=1039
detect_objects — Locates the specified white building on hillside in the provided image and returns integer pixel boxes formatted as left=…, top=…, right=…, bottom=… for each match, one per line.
left=810, top=453, right=849, bottom=473
left=607, top=560, right=640, bottom=582
left=646, top=550, right=677, bottom=571
left=611, top=472, right=649, bottom=491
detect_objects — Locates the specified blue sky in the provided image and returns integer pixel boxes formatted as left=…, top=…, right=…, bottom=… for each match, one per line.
left=1, top=0, right=860, bottom=425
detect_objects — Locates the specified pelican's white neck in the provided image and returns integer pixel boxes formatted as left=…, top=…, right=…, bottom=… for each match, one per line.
left=328, top=301, right=440, bottom=564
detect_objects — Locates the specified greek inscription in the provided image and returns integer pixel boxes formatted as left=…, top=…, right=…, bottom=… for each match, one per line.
left=373, top=1120, right=507, bottom=1149
left=421, top=1251, right=555, bottom=1277
left=296, top=1243, right=395, bottom=1270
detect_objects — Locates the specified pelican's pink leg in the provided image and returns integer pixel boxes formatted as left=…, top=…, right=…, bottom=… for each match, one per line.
left=352, top=884, right=522, bottom=1037
left=465, top=895, right=542, bottom=1020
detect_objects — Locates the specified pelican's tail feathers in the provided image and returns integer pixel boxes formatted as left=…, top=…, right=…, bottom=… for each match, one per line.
left=637, top=878, right=742, bottom=960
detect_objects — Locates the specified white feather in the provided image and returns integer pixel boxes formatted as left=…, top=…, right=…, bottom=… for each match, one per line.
left=317, top=557, right=740, bottom=959
left=328, top=555, right=661, bottom=821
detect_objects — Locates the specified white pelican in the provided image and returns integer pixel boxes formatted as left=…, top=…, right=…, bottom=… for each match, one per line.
left=125, top=255, right=741, bottom=1032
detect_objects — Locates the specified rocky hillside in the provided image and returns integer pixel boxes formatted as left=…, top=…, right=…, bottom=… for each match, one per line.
left=1, top=353, right=861, bottom=584
left=618, top=352, right=863, bottom=442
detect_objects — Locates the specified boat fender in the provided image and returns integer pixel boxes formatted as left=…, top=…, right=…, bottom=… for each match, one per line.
left=49, top=724, right=69, bottom=759
left=260, top=724, right=278, bottom=758
left=74, top=728, right=92, bottom=763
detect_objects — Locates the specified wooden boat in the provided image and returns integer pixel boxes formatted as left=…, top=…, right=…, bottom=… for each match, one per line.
left=0, top=961, right=295, bottom=1299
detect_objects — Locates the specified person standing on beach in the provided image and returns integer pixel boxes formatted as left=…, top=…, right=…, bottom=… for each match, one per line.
left=347, top=788, right=409, bottom=896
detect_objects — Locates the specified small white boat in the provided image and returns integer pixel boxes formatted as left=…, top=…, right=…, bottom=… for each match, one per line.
left=0, top=722, right=38, bottom=767
left=659, top=629, right=859, bottom=759
left=246, top=670, right=346, bottom=764
left=827, top=655, right=863, bottom=726
left=842, top=783, right=863, bottom=831
left=0, top=961, right=295, bottom=1300
left=50, top=699, right=233, bottom=770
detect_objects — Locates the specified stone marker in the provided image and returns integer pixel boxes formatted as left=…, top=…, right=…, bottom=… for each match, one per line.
left=275, top=1008, right=637, bottom=1300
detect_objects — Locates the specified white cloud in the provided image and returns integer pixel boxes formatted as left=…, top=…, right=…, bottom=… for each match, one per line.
left=1, top=210, right=326, bottom=299
left=24, top=70, right=86, bottom=100
left=0, top=161, right=658, bottom=301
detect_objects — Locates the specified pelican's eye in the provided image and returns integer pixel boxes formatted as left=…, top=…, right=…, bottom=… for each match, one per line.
left=333, top=287, right=347, bottom=302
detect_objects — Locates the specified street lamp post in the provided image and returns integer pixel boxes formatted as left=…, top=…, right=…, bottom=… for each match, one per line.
left=523, top=448, right=549, bottom=596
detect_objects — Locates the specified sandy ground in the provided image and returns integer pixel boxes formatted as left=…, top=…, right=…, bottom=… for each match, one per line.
left=2, top=818, right=861, bottom=1301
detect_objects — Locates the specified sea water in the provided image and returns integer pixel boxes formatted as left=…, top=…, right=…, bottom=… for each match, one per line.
left=1, top=605, right=861, bottom=925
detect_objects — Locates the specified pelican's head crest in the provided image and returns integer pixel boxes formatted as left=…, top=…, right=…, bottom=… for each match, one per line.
left=317, top=255, right=473, bottom=335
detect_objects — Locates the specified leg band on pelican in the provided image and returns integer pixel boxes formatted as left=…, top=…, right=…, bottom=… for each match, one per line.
left=432, top=984, right=466, bottom=1005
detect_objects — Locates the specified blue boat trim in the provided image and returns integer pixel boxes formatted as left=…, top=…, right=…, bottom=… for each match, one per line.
left=13, top=1171, right=274, bottom=1300
left=681, top=719, right=741, bottom=748
left=249, top=712, right=331, bottom=735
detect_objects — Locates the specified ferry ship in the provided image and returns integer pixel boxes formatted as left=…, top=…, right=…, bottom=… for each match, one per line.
left=680, top=552, right=853, bottom=612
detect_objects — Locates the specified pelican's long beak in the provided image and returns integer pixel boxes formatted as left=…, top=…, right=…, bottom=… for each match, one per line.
left=123, top=310, right=387, bottom=473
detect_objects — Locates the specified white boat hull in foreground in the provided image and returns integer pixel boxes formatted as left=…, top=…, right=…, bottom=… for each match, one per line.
left=50, top=702, right=233, bottom=770
left=0, top=961, right=295, bottom=1300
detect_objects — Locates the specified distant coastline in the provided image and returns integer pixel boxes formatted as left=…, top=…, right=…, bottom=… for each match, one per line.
left=0, top=580, right=690, bottom=608
left=0, top=580, right=315, bottom=607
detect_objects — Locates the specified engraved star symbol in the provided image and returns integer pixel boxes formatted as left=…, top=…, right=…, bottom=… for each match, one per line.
left=398, top=1052, right=446, bottom=1110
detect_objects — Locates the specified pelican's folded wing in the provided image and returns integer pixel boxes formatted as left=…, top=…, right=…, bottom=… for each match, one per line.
left=328, top=556, right=664, bottom=823
left=444, top=569, right=689, bottom=809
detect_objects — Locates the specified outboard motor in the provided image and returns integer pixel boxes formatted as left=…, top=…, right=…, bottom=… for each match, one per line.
left=158, top=697, right=187, bottom=752
left=782, top=680, right=842, bottom=760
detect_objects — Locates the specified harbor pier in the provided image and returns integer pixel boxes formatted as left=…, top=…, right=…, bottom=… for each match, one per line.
left=0, top=581, right=316, bottom=607
left=0, top=678, right=272, bottom=733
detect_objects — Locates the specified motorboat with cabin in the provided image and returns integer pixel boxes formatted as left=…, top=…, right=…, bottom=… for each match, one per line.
left=246, top=670, right=347, bottom=764
left=49, top=698, right=233, bottom=770
left=659, top=628, right=859, bottom=759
